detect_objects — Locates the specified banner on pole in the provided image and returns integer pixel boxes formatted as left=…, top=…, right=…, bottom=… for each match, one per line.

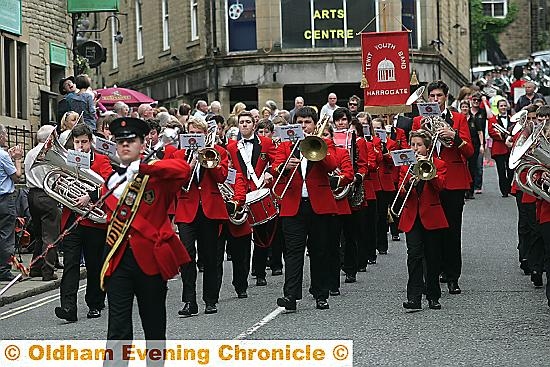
left=361, top=31, right=410, bottom=108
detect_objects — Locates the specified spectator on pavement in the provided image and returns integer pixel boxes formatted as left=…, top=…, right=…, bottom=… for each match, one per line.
left=320, top=93, right=339, bottom=118
left=289, top=96, right=304, bottom=122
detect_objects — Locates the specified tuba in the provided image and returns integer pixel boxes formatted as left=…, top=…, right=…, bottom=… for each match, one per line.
left=31, top=130, right=107, bottom=223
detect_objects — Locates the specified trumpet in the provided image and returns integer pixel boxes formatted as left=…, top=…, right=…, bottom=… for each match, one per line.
left=272, top=115, right=330, bottom=201
left=182, top=124, right=221, bottom=192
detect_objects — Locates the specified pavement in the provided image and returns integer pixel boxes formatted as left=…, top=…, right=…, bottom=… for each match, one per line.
left=1, top=167, right=549, bottom=366
left=0, top=254, right=86, bottom=307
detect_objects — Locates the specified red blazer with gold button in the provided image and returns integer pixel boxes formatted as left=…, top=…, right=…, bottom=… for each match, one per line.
left=413, top=110, right=474, bottom=190
left=398, top=157, right=449, bottom=233
left=226, top=135, right=277, bottom=191
left=273, top=139, right=338, bottom=216
left=61, top=152, right=113, bottom=231
left=487, top=115, right=512, bottom=157
left=173, top=145, right=229, bottom=223
left=102, top=159, right=191, bottom=280
left=363, top=137, right=381, bottom=200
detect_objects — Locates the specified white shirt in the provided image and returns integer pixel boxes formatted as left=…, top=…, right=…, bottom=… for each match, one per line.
left=24, top=144, right=48, bottom=189
left=500, top=116, right=509, bottom=129
left=301, top=153, right=308, bottom=198
left=108, top=159, right=140, bottom=199
left=193, top=110, right=207, bottom=119
left=240, top=137, right=254, bottom=179
left=320, top=103, right=338, bottom=118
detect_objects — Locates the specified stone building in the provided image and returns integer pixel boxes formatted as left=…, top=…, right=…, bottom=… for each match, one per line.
left=91, top=0, right=471, bottom=115
left=0, top=0, right=72, bottom=130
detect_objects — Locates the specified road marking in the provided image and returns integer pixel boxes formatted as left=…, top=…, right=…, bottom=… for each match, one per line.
left=0, top=285, right=86, bottom=320
left=234, top=307, right=284, bottom=340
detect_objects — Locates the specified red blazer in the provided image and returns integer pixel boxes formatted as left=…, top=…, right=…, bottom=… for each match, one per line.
left=537, top=199, right=550, bottom=224
left=334, top=146, right=354, bottom=215
left=173, top=145, right=229, bottom=223
left=226, top=172, right=253, bottom=238
left=363, top=137, right=382, bottom=200
left=226, top=135, right=277, bottom=191
left=273, top=139, right=338, bottom=216
left=398, top=157, right=449, bottom=233
left=412, top=110, right=474, bottom=190
left=378, top=138, right=398, bottom=192
left=61, top=152, right=113, bottom=231
left=102, top=159, right=191, bottom=280
left=487, top=115, right=512, bottom=157
left=390, top=127, right=409, bottom=149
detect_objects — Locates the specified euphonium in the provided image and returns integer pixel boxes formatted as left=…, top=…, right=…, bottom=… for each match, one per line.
left=421, top=115, right=454, bottom=148
left=330, top=169, right=352, bottom=200
left=218, top=183, right=248, bottom=225
left=526, top=164, right=550, bottom=202
left=31, top=130, right=107, bottom=223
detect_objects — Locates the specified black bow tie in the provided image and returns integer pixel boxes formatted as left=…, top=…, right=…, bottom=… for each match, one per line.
left=243, top=138, right=255, bottom=144
left=115, top=165, right=127, bottom=175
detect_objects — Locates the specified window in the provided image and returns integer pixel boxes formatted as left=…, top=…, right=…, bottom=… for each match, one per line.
left=227, top=0, right=257, bottom=52
left=191, top=0, right=198, bottom=41
left=482, top=0, right=507, bottom=18
left=111, top=16, right=118, bottom=69
left=0, top=36, right=27, bottom=119
left=401, top=0, right=421, bottom=49
left=135, top=0, right=144, bottom=59
left=162, top=0, right=170, bottom=50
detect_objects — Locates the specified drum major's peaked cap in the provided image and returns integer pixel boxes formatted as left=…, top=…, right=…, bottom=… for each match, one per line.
left=110, top=117, right=151, bottom=141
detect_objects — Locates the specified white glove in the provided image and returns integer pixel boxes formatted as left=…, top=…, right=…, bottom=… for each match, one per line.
left=126, top=160, right=140, bottom=182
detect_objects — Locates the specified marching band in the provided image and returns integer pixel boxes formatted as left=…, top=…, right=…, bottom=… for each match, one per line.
left=7, top=75, right=550, bottom=343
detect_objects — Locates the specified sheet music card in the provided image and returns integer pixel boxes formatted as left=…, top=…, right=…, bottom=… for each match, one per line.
left=417, top=102, right=441, bottom=117
left=275, top=124, right=304, bottom=142
left=94, top=136, right=117, bottom=158
left=67, top=150, right=91, bottom=169
left=374, top=128, right=387, bottom=142
left=391, top=149, right=417, bottom=166
left=225, top=168, right=237, bottom=185
left=179, top=134, right=206, bottom=150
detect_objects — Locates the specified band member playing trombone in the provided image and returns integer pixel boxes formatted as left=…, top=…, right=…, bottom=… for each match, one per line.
left=55, top=124, right=113, bottom=322
left=226, top=111, right=277, bottom=286
left=273, top=107, right=338, bottom=312
left=173, top=117, right=229, bottom=316
left=399, top=130, right=448, bottom=310
left=412, top=80, right=473, bottom=295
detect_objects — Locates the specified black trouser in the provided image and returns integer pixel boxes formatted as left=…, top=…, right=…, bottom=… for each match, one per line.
left=178, top=207, right=222, bottom=305
left=251, top=220, right=280, bottom=278
left=364, top=199, right=378, bottom=262
left=467, top=148, right=480, bottom=195
left=106, top=247, right=167, bottom=340
left=439, top=189, right=465, bottom=282
left=227, top=231, right=251, bottom=293
left=521, top=200, right=538, bottom=269
left=529, top=223, right=545, bottom=274
left=405, top=219, right=443, bottom=302
left=28, top=189, right=60, bottom=276
left=343, top=208, right=366, bottom=276
left=538, top=222, right=550, bottom=301
left=328, top=214, right=344, bottom=291
left=281, top=199, right=334, bottom=300
left=60, top=216, right=106, bottom=311
left=376, top=191, right=393, bottom=253
left=0, top=193, right=16, bottom=276
left=493, top=154, right=513, bottom=196
left=388, top=190, right=400, bottom=236
left=516, top=191, right=532, bottom=262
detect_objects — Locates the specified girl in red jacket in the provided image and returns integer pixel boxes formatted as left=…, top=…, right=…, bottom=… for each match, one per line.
left=398, top=130, right=448, bottom=311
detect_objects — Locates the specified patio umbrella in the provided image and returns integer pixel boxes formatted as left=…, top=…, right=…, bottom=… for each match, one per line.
left=98, top=87, right=156, bottom=107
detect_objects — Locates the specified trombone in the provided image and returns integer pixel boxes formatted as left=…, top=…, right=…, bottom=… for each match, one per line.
left=272, top=115, right=330, bottom=201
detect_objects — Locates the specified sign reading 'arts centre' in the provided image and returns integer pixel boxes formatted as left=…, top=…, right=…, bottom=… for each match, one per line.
left=361, top=31, right=410, bottom=107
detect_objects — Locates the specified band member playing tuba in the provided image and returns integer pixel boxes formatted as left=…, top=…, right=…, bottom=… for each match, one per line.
left=273, top=107, right=338, bottom=312
left=399, top=130, right=448, bottom=310
left=412, top=80, right=473, bottom=295
left=100, top=117, right=191, bottom=341
left=173, top=117, right=229, bottom=316
left=55, top=124, right=113, bottom=322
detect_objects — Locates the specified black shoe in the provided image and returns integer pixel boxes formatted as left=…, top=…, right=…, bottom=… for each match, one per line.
left=502, top=194, right=509, bottom=198
left=531, top=272, right=543, bottom=287
left=0, top=272, right=16, bottom=281
left=42, top=273, right=58, bottom=281
left=344, top=274, right=356, bottom=283
left=178, top=302, right=198, bottom=317
left=316, top=298, right=329, bottom=310
left=428, top=299, right=441, bottom=310
left=367, top=259, right=377, bottom=265
left=205, top=304, right=218, bottom=314
left=29, top=268, right=42, bottom=277
left=439, top=274, right=448, bottom=283
left=271, top=269, right=283, bottom=276
left=86, top=309, right=101, bottom=319
left=358, top=267, right=367, bottom=272
left=198, top=264, right=204, bottom=273
left=226, top=254, right=232, bottom=261
left=55, top=262, right=64, bottom=269
left=402, top=300, right=421, bottom=310
left=392, top=235, right=400, bottom=241
left=378, top=250, right=388, bottom=255
left=277, top=296, right=297, bottom=312
left=329, top=289, right=340, bottom=296
left=236, top=291, right=248, bottom=299
left=256, top=277, right=267, bottom=286
left=520, top=260, right=532, bottom=275
left=447, top=281, right=461, bottom=294
left=55, top=307, right=77, bottom=322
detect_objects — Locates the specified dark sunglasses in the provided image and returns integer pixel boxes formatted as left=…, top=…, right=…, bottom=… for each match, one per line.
left=348, top=103, right=358, bottom=106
